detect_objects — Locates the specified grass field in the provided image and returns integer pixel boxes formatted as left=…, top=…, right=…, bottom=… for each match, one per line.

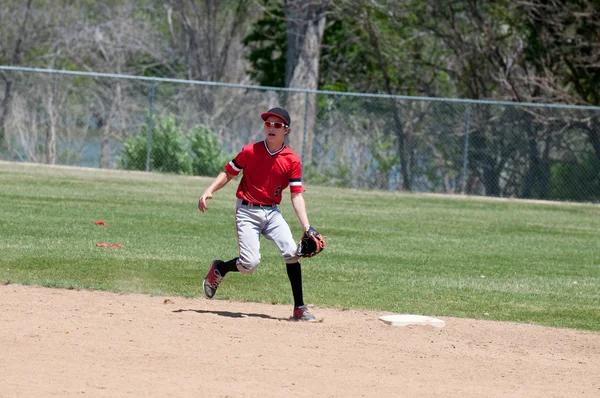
left=1, top=161, right=599, bottom=332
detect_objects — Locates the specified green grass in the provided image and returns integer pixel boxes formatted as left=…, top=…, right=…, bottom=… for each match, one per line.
left=1, top=161, right=599, bottom=332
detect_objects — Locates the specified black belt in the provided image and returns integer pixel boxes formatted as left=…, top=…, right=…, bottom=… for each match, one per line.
left=241, top=200, right=276, bottom=208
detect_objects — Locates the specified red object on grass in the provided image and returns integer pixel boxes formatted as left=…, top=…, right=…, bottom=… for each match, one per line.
left=95, top=243, right=123, bottom=248
left=95, top=220, right=107, bottom=226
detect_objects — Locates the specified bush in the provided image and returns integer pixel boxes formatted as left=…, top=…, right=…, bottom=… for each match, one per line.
left=549, top=153, right=600, bottom=202
left=120, top=133, right=148, bottom=171
left=149, top=116, right=192, bottom=174
left=189, top=125, right=229, bottom=177
left=120, top=115, right=192, bottom=174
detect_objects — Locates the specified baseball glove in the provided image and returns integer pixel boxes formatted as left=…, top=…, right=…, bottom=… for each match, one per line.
left=296, top=226, right=326, bottom=258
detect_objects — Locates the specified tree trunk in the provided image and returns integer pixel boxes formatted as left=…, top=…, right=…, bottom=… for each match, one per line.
left=587, top=124, right=600, bottom=161
left=0, top=0, right=34, bottom=153
left=284, top=0, right=327, bottom=163
left=482, top=164, right=501, bottom=197
left=100, top=81, right=122, bottom=169
left=45, top=83, right=57, bottom=165
left=0, top=79, right=13, bottom=157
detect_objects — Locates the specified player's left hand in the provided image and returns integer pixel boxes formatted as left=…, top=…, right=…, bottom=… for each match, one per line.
left=296, top=226, right=326, bottom=258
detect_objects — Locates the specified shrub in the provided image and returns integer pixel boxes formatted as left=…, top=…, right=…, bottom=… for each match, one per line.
left=189, top=124, right=229, bottom=177
left=120, top=115, right=192, bottom=174
left=149, top=116, right=192, bottom=174
left=549, top=153, right=600, bottom=202
left=120, top=133, right=148, bottom=171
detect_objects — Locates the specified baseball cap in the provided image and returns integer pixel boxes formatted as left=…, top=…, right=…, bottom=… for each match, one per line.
left=261, top=107, right=291, bottom=126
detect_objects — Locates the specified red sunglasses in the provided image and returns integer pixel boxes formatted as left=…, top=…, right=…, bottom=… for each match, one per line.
left=264, top=121, right=289, bottom=129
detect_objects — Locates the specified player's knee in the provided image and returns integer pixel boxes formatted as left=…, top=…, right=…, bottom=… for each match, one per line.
left=279, top=240, right=298, bottom=264
left=282, top=247, right=298, bottom=263
left=237, top=255, right=260, bottom=275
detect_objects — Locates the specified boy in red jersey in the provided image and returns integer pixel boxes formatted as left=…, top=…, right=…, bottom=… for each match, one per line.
left=197, top=107, right=319, bottom=322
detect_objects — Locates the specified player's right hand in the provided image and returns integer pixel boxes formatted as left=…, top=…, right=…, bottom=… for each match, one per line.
left=198, top=192, right=212, bottom=212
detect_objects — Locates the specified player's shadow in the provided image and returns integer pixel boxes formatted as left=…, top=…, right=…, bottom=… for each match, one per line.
left=173, top=309, right=286, bottom=321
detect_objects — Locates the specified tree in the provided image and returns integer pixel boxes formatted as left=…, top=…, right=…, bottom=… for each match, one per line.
left=0, top=0, right=34, bottom=155
left=283, top=0, right=329, bottom=162
left=165, top=0, right=253, bottom=83
left=409, top=0, right=537, bottom=196
left=58, top=1, right=173, bottom=167
left=518, top=0, right=600, bottom=161
left=322, top=0, right=456, bottom=191
left=244, top=0, right=459, bottom=189
left=242, top=3, right=287, bottom=87
left=243, top=1, right=378, bottom=92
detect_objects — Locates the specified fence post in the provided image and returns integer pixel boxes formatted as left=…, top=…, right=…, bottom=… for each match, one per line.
left=461, top=103, right=472, bottom=193
left=146, top=81, right=156, bottom=172
left=301, top=91, right=310, bottom=164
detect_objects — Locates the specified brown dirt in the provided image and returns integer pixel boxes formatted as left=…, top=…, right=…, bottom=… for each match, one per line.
left=1, top=284, right=599, bottom=397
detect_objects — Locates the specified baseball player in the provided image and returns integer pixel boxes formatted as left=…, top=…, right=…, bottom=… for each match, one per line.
left=197, top=107, right=323, bottom=322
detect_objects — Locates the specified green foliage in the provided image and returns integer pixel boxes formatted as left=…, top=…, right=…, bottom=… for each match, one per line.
left=241, top=0, right=460, bottom=126
left=150, top=116, right=192, bottom=174
left=119, top=132, right=148, bottom=171
left=318, top=16, right=379, bottom=92
left=522, top=0, right=600, bottom=106
left=119, top=115, right=229, bottom=177
left=303, top=156, right=353, bottom=188
left=243, top=2, right=380, bottom=91
left=370, top=140, right=397, bottom=173
left=549, top=153, right=600, bottom=202
left=189, top=124, right=229, bottom=177
left=120, top=115, right=191, bottom=174
left=242, top=1, right=287, bottom=87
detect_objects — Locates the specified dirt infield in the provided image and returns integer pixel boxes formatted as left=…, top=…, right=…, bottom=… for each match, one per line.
left=2, top=285, right=599, bottom=397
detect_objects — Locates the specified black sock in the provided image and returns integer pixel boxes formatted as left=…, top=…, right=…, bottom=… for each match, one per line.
left=286, top=262, right=304, bottom=308
left=216, top=257, right=240, bottom=276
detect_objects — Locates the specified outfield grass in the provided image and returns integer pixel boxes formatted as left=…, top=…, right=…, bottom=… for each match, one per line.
left=1, top=161, right=599, bottom=332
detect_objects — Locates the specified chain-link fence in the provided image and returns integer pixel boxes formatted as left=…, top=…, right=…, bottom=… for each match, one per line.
left=1, top=66, right=599, bottom=203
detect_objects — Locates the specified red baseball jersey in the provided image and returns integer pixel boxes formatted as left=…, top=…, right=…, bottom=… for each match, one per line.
left=224, top=141, right=304, bottom=205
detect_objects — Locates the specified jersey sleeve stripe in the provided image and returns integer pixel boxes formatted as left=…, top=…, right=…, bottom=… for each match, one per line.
left=229, top=160, right=242, bottom=172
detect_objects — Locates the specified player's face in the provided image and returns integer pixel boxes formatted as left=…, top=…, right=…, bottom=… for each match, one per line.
left=264, top=116, right=289, bottom=145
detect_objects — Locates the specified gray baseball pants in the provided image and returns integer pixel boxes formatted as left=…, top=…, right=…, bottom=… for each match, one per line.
left=234, top=198, right=298, bottom=274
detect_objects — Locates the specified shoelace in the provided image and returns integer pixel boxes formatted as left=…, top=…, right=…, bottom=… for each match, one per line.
left=209, top=270, right=223, bottom=288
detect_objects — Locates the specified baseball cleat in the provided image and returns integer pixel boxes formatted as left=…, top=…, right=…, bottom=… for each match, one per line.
left=292, top=305, right=318, bottom=322
left=203, top=259, right=224, bottom=299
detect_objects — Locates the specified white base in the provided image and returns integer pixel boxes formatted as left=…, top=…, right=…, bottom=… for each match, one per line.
left=379, top=314, right=445, bottom=328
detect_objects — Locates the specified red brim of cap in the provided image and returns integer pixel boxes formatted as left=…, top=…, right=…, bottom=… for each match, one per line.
left=261, top=112, right=289, bottom=124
